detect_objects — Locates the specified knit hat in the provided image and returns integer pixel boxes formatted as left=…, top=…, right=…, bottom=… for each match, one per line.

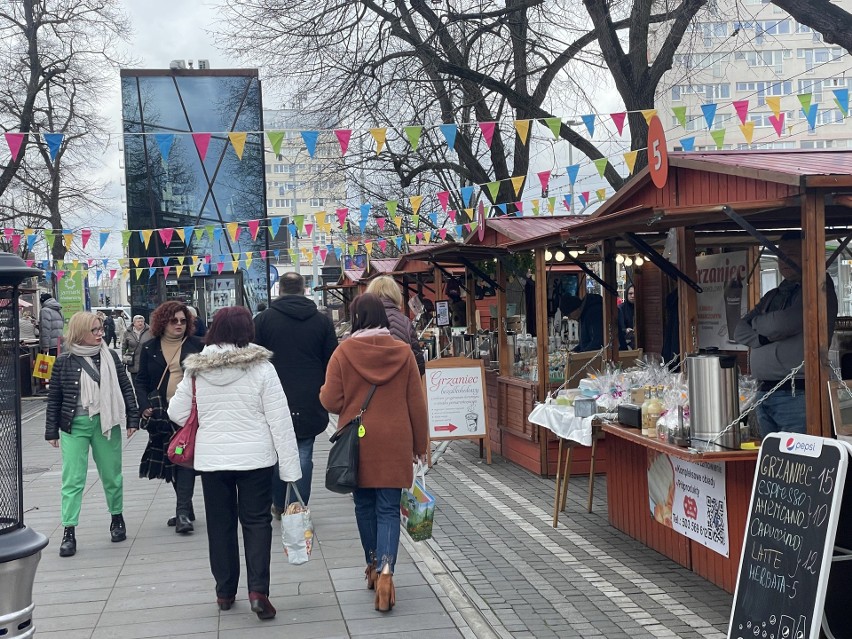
left=40, top=293, right=52, bottom=304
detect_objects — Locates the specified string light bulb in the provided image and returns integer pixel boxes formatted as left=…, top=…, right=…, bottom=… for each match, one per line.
left=569, top=250, right=579, bottom=258
left=634, top=256, right=645, bottom=266
left=624, top=257, right=634, bottom=267
left=615, top=254, right=625, bottom=264
left=555, top=250, right=565, bottom=262
left=545, top=250, right=553, bottom=261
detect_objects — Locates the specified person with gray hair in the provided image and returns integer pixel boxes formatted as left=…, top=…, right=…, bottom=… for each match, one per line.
left=121, top=315, right=152, bottom=382
left=365, top=275, right=425, bottom=375
left=254, top=272, right=337, bottom=514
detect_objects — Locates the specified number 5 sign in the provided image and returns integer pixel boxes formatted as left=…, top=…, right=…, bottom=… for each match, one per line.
left=648, top=115, right=668, bottom=189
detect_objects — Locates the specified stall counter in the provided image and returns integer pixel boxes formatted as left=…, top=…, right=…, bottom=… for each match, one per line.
left=603, top=423, right=757, bottom=593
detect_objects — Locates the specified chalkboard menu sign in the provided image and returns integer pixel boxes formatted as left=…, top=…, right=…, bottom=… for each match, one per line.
left=729, top=433, right=850, bottom=639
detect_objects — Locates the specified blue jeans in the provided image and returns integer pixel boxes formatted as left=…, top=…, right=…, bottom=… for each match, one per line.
left=756, top=389, right=807, bottom=439
left=353, top=487, right=402, bottom=572
left=272, top=436, right=315, bottom=508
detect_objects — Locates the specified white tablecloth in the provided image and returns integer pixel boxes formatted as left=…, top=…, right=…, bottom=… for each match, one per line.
left=527, top=400, right=593, bottom=447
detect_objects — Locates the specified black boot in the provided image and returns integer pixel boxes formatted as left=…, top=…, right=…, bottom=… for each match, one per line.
left=167, top=507, right=195, bottom=527
left=175, top=514, right=194, bottom=534
left=59, top=526, right=76, bottom=557
left=110, top=514, right=126, bottom=543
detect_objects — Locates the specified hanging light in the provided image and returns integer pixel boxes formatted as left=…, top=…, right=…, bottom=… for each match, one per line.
left=569, top=250, right=579, bottom=258
left=555, top=250, right=565, bottom=262
left=624, top=257, right=634, bottom=267
left=615, top=254, right=625, bottom=264
left=634, top=256, right=645, bottom=266
left=545, top=250, right=553, bottom=261
left=578, top=249, right=586, bottom=255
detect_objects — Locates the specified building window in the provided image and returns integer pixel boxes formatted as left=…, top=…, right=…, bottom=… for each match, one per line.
left=310, top=198, right=325, bottom=207
left=671, top=83, right=731, bottom=102
left=797, top=47, right=845, bottom=72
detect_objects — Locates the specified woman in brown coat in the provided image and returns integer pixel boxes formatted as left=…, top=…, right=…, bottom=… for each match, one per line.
left=320, top=293, right=428, bottom=612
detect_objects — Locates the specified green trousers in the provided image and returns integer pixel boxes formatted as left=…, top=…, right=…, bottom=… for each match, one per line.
left=60, top=414, right=123, bottom=527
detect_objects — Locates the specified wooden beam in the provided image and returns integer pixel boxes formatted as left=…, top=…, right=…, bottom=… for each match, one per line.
left=465, top=268, right=476, bottom=333
left=534, top=248, right=550, bottom=476
left=801, top=192, right=831, bottom=437
left=601, top=239, right=619, bottom=364
left=677, top=227, right=699, bottom=360
left=496, top=259, right=510, bottom=377
left=746, top=245, right=762, bottom=309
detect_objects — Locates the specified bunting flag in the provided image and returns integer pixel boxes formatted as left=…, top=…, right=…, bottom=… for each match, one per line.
left=62, top=231, right=73, bottom=251
left=43, top=133, right=63, bottom=161
left=544, top=117, right=562, bottom=139
left=641, top=109, right=657, bottom=125
left=333, top=129, right=351, bottom=156
left=733, top=100, right=750, bottom=125
left=301, top=130, right=319, bottom=158
left=537, top=170, right=551, bottom=192
left=532, top=199, right=540, bottom=216
left=26, top=233, right=37, bottom=252
left=486, top=181, right=500, bottom=201
left=98, top=231, right=109, bottom=250
left=304, top=223, right=314, bottom=237
left=213, top=227, right=223, bottom=244
left=563, top=194, right=572, bottom=211
left=228, top=132, right=247, bottom=159
left=447, top=209, right=456, bottom=222
left=700, top=103, right=717, bottom=130
left=596, top=188, right=606, bottom=202
left=610, top=112, right=626, bottom=136
left=769, top=112, right=785, bottom=137
left=580, top=114, right=595, bottom=137
left=376, top=217, right=386, bottom=231
left=369, top=128, right=386, bottom=155
left=672, top=106, right=687, bottom=128
left=679, top=137, right=696, bottom=151
left=5, top=133, right=24, bottom=161
left=514, top=120, right=531, bottom=144
left=226, top=222, right=240, bottom=241
left=479, top=121, right=496, bottom=148
left=158, top=228, right=174, bottom=247
left=437, top=191, right=450, bottom=212
left=248, top=219, right=260, bottom=240
left=766, top=96, right=782, bottom=117
left=359, top=203, right=372, bottom=221
left=833, top=88, right=849, bottom=116
left=804, top=104, right=818, bottom=131
left=566, top=164, right=580, bottom=185
left=460, top=186, right=475, bottom=207
left=295, top=214, right=306, bottom=233
left=386, top=200, right=398, bottom=217
left=623, top=150, right=638, bottom=174
left=496, top=203, right=507, bottom=216
left=710, top=128, right=726, bottom=149
left=121, top=230, right=132, bottom=247
left=336, top=208, right=348, bottom=228
left=739, top=121, right=756, bottom=144
left=404, top=125, right=423, bottom=151
left=439, top=124, right=457, bottom=151
left=428, top=212, right=438, bottom=227
left=267, top=131, right=285, bottom=155
left=514, top=202, right=523, bottom=216
left=593, top=158, right=608, bottom=178
left=797, top=93, right=812, bottom=114
left=81, top=229, right=92, bottom=248
left=155, top=133, right=174, bottom=160
left=409, top=195, right=423, bottom=216
left=510, top=175, right=525, bottom=197
left=579, top=192, right=589, bottom=207
left=269, top=217, right=283, bottom=239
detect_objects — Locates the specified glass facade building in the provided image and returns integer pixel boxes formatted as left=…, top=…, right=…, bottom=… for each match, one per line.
left=120, top=69, right=268, bottom=323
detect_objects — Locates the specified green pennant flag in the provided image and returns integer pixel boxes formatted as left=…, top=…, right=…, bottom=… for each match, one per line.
left=710, top=128, right=726, bottom=149
left=544, top=117, right=562, bottom=139
left=797, top=93, right=813, bottom=113
left=411, top=215, right=419, bottom=227
left=44, top=229, right=55, bottom=248
left=205, top=225, right=215, bottom=241
left=593, top=158, right=608, bottom=177
left=532, top=200, right=540, bottom=216
left=267, top=131, right=285, bottom=155
left=404, top=126, right=423, bottom=151
left=120, top=230, right=132, bottom=247
left=194, top=227, right=206, bottom=241
left=486, top=181, right=500, bottom=201
left=548, top=196, right=556, bottom=213
left=386, top=200, right=398, bottom=217
left=295, top=214, right=305, bottom=233
left=672, top=106, right=687, bottom=128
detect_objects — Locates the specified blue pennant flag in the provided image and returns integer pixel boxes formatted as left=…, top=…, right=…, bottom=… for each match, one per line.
left=455, top=225, right=464, bottom=237
left=700, top=103, right=718, bottom=130
left=428, top=212, right=438, bottom=227
left=679, top=136, right=696, bottom=151
left=43, top=133, right=63, bottom=161
left=183, top=226, right=194, bottom=243
left=162, top=257, right=170, bottom=266
left=300, top=131, right=319, bottom=158
left=269, top=217, right=283, bottom=238
left=288, top=223, right=297, bottom=238
left=439, top=124, right=457, bottom=152
left=149, top=267, right=156, bottom=278
left=99, top=232, right=110, bottom=250
left=213, top=227, right=223, bottom=244
left=581, top=114, right=595, bottom=137
left=394, top=237, right=403, bottom=250
left=805, top=104, right=818, bottom=131
left=563, top=194, right=572, bottom=211
left=155, top=133, right=174, bottom=160
left=578, top=193, right=587, bottom=207
left=833, top=88, right=849, bottom=116
left=460, top=186, right=475, bottom=207
left=334, top=247, right=343, bottom=259
left=497, top=203, right=508, bottom=215
left=273, top=249, right=281, bottom=261
left=566, top=164, right=580, bottom=185
left=102, top=258, right=109, bottom=270
left=359, top=217, right=368, bottom=233
left=360, top=203, right=372, bottom=220
left=27, top=234, right=38, bottom=252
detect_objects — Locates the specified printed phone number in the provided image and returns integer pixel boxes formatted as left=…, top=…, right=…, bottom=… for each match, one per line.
left=672, top=513, right=712, bottom=537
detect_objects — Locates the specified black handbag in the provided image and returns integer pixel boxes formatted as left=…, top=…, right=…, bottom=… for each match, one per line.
left=325, top=384, right=376, bottom=494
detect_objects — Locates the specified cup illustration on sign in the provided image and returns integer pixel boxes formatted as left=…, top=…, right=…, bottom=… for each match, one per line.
left=724, top=276, right=743, bottom=343
left=465, top=404, right=478, bottom=433
left=778, top=615, right=795, bottom=639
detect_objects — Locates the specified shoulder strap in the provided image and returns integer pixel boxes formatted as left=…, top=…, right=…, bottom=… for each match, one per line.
left=155, top=338, right=187, bottom=391
left=357, top=384, right=377, bottom=417
left=73, top=355, right=100, bottom=384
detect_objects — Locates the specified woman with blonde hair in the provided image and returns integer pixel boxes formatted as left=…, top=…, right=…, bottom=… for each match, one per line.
left=365, top=276, right=425, bottom=375
left=45, top=311, right=139, bottom=557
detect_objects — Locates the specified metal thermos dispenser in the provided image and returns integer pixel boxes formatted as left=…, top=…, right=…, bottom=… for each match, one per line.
left=687, top=350, right=741, bottom=449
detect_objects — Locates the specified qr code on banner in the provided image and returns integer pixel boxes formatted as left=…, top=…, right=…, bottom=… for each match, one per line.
left=706, top=495, right=726, bottom=544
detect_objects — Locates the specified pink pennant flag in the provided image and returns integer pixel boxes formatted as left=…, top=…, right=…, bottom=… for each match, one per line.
left=193, top=133, right=211, bottom=161
left=109, top=269, right=117, bottom=280
left=416, top=232, right=424, bottom=242
left=87, top=259, right=95, bottom=267
left=304, top=223, right=314, bottom=237
left=312, top=245, right=320, bottom=255
left=378, top=239, right=387, bottom=252
left=479, top=121, right=496, bottom=148
left=3, top=228, right=13, bottom=241
left=81, top=229, right=92, bottom=248
left=163, top=266, right=171, bottom=278
left=515, top=201, right=524, bottom=214
left=581, top=191, right=590, bottom=204
left=319, top=249, right=328, bottom=262
left=217, top=262, right=225, bottom=275
left=733, top=100, right=750, bottom=125
left=248, top=219, right=261, bottom=240
left=5, top=133, right=25, bottom=161
left=25, top=259, right=33, bottom=267
left=537, top=170, right=551, bottom=192
left=769, top=113, right=785, bottom=137
left=437, top=191, right=450, bottom=212
left=438, top=229, right=447, bottom=240
left=610, top=112, right=627, bottom=136
left=447, top=209, right=456, bottom=222
left=158, top=228, right=174, bottom=247
left=147, top=257, right=155, bottom=267
left=11, top=234, right=21, bottom=253
left=260, top=250, right=267, bottom=260
left=336, top=208, right=348, bottom=228
left=335, top=129, right=352, bottom=155
left=376, top=217, right=386, bottom=231
left=463, top=224, right=471, bottom=233
left=55, top=271, right=65, bottom=282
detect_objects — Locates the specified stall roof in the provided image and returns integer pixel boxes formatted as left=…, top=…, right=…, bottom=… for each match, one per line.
left=469, top=216, right=584, bottom=248
left=395, top=241, right=507, bottom=273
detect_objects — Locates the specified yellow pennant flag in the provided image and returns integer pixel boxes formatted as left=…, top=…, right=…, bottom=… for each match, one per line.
left=596, top=188, right=606, bottom=202
left=464, top=208, right=474, bottom=221
left=131, top=257, right=140, bottom=268
left=226, top=222, right=239, bottom=241
left=623, top=150, right=639, bottom=174
left=63, top=233, right=73, bottom=251
left=365, top=241, right=373, bottom=255
left=231, top=260, right=240, bottom=272
left=175, top=228, right=185, bottom=243
left=245, top=252, right=253, bottom=268
left=765, top=96, right=782, bottom=117
left=175, top=264, right=184, bottom=278
left=641, top=109, right=658, bottom=125
left=532, top=199, right=540, bottom=216
left=141, top=229, right=154, bottom=248
left=739, top=121, right=756, bottom=144
left=228, top=132, right=247, bottom=159
left=393, top=216, right=402, bottom=229
left=135, top=268, right=144, bottom=279
left=510, top=175, right=525, bottom=196
left=410, top=195, right=423, bottom=216
left=315, top=211, right=327, bottom=229
left=72, top=259, right=79, bottom=269
left=122, top=268, right=130, bottom=279
left=514, top=120, right=531, bottom=144
left=370, top=128, right=387, bottom=155
left=176, top=256, right=184, bottom=265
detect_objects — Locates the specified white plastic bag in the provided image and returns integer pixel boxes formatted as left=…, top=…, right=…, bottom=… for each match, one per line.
left=281, top=483, right=314, bottom=565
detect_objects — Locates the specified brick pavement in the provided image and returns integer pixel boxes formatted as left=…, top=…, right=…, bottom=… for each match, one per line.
left=18, top=398, right=735, bottom=638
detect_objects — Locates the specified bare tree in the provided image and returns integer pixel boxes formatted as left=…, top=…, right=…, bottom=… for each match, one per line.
left=218, top=0, right=708, bottom=223
left=770, top=0, right=852, bottom=53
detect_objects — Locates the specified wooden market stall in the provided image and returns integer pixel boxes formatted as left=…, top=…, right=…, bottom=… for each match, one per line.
left=558, top=149, right=852, bottom=592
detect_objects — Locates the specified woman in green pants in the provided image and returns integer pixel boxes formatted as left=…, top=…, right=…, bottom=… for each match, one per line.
left=45, top=311, right=139, bottom=557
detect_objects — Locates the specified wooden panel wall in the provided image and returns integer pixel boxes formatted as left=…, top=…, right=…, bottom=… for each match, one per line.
left=635, top=264, right=667, bottom=357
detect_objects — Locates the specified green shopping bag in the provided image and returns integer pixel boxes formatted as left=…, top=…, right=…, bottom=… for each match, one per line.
left=400, top=464, right=435, bottom=542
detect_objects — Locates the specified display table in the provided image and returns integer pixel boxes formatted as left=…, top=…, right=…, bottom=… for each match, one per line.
left=603, top=423, right=758, bottom=593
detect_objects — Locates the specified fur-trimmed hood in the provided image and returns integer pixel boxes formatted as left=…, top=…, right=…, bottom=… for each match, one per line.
left=182, top=343, right=273, bottom=386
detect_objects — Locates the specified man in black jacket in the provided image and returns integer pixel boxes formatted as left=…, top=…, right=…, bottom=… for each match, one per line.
left=254, top=272, right=338, bottom=513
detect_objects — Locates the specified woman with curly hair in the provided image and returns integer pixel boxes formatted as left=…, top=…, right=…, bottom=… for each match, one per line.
left=134, top=301, right=203, bottom=533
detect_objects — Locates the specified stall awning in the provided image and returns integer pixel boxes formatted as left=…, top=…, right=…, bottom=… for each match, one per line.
left=469, top=216, right=584, bottom=250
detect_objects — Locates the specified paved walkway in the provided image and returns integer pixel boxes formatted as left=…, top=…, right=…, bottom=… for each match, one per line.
left=20, top=400, right=734, bottom=638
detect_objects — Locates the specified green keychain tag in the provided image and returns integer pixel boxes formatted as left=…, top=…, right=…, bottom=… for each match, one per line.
left=174, top=446, right=184, bottom=455
left=358, top=424, right=366, bottom=438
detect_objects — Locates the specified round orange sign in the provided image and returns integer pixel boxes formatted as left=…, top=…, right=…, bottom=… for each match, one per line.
left=647, top=115, right=668, bottom=189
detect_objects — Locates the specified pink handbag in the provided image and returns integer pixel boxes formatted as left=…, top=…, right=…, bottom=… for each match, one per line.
left=167, top=378, right=198, bottom=468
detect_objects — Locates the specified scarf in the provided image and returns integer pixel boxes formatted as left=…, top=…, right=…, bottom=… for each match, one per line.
left=161, top=334, right=185, bottom=401
left=350, top=327, right=391, bottom=339
left=69, top=342, right=126, bottom=438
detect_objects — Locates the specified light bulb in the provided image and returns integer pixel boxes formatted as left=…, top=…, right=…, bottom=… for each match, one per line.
left=545, top=250, right=553, bottom=261
left=615, top=254, right=625, bottom=264
left=624, top=257, right=634, bottom=267
left=569, top=250, right=579, bottom=258
left=578, top=249, right=585, bottom=255
left=634, top=256, right=645, bottom=266
left=555, top=250, right=565, bottom=262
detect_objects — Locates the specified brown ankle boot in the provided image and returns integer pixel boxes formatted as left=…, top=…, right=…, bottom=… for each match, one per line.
left=374, top=564, right=395, bottom=612
left=364, top=561, right=378, bottom=590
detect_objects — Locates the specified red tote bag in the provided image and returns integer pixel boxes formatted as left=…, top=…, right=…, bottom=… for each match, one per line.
left=167, top=378, right=198, bottom=468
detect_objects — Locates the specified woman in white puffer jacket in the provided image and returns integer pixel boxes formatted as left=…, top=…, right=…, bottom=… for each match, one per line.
left=168, top=306, right=300, bottom=621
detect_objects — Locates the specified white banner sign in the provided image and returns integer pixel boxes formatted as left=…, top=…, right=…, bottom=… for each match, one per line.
left=695, top=251, right=748, bottom=351
left=648, top=452, right=729, bottom=557
left=424, top=361, right=487, bottom=439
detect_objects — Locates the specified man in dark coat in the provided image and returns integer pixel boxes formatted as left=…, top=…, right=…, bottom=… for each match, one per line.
left=254, top=272, right=338, bottom=512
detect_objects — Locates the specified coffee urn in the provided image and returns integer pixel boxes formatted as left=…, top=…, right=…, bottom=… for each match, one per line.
left=687, top=350, right=741, bottom=449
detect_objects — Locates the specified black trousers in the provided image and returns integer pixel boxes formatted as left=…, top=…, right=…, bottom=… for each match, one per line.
left=201, top=465, right=274, bottom=598
left=171, top=465, right=196, bottom=517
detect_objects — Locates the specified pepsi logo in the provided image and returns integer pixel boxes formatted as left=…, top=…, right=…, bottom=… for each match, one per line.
left=786, top=437, right=796, bottom=451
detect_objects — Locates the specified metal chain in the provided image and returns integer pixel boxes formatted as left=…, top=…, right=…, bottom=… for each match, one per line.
left=829, top=360, right=852, bottom=399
